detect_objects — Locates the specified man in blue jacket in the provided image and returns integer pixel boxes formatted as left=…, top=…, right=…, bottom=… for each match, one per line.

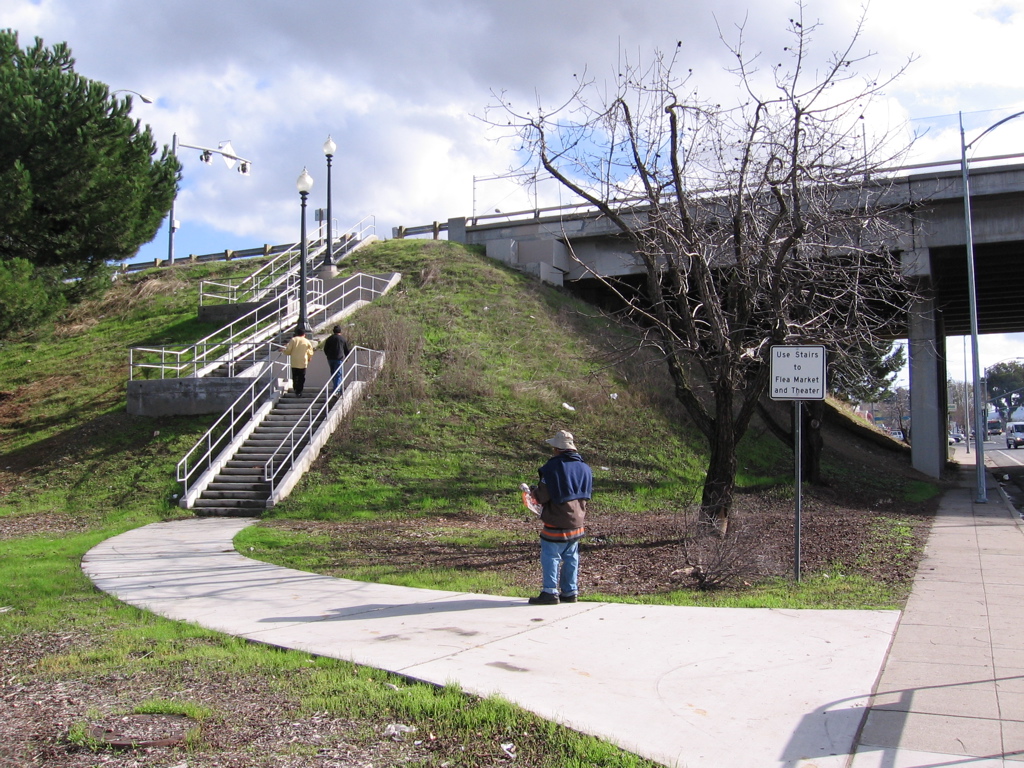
left=529, top=430, right=592, bottom=605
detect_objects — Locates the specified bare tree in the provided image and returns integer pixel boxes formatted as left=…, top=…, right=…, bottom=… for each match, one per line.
left=487, top=5, right=918, bottom=533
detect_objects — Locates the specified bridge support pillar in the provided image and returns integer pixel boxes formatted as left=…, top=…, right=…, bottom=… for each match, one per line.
left=908, top=290, right=946, bottom=478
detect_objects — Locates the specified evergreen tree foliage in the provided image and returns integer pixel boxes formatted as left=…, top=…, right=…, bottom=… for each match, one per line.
left=986, top=361, right=1024, bottom=421
left=0, top=29, right=180, bottom=334
left=829, top=340, right=906, bottom=403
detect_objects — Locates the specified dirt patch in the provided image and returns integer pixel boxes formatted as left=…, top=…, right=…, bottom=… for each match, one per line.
left=0, top=511, right=92, bottom=540
left=262, top=480, right=935, bottom=600
left=0, top=633, right=430, bottom=768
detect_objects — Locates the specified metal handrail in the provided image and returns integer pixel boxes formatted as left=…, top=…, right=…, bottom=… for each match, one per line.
left=130, top=271, right=395, bottom=380
left=131, top=338, right=283, bottom=380
left=176, top=360, right=287, bottom=494
left=305, top=272, right=394, bottom=332
left=199, top=241, right=323, bottom=306
left=198, top=214, right=374, bottom=306
left=263, top=347, right=384, bottom=495
left=129, top=293, right=305, bottom=380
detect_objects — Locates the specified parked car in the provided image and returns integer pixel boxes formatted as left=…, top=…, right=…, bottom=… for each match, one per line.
left=1006, top=422, right=1024, bottom=449
left=890, top=430, right=905, bottom=441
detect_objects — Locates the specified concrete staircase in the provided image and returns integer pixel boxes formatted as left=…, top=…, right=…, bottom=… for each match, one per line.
left=192, top=391, right=325, bottom=517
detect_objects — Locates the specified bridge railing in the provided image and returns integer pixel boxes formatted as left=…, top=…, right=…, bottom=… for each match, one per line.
left=116, top=213, right=374, bottom=277
left=393, top=152, right=1024, bottom=239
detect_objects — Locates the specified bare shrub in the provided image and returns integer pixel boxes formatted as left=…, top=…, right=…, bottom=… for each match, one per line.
left=52, top=317, right=99, bottom=339
left=434, top=347, right=494, bottom=400
left=419, top=263, right=441, bottom=287
left=56, top=274, right=188, bottom=333
left=678, top=517, right=782, bottom=590
left=352, top=305, right=427, bottom=405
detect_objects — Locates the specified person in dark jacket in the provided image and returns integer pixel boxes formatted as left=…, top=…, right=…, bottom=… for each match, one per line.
left=528, top=430, right=592, bottom=605
left=322, top=325, right=351, bottom=393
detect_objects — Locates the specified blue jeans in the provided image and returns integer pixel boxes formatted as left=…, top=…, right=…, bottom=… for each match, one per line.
left=327, top=359, right=344, bottom=392
left=540, top=538, right=579, bottom=596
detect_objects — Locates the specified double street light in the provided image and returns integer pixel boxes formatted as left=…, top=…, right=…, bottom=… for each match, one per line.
left=111, top=89, right=152, bottom=104
left=167, top=133, right=252, bottom=266
left=960, top=109, right=1024, bottom=503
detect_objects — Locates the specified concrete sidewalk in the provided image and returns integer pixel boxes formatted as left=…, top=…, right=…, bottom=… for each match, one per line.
left=849, top=447, right=1024, bottom=767
left=81, top=453, right=1024, bottom=767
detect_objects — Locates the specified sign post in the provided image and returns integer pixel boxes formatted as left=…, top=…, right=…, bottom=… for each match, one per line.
left=769, top=345, right=826, bottom=582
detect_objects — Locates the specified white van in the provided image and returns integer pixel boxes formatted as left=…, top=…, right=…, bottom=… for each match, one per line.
left=1006, top=422, right=1024, bottom=449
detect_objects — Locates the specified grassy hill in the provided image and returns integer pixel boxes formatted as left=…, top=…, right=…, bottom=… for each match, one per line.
left=272, top=239, right=717, bottom=519
left=0, top=240, right=937, bottom=766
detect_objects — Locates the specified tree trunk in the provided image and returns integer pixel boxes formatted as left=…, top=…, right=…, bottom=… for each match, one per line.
left=699, top=384, right=737, bottom=535
left=802, top=401, right=824, bottom=485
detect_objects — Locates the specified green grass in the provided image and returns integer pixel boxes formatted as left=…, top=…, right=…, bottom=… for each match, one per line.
left=270, top=240, right=715, bottom=527
left=0, top=248, right=674, bottom=766
left=588, top=571, right=904, bottom=610
left=0, top=240, right=938, bottom=765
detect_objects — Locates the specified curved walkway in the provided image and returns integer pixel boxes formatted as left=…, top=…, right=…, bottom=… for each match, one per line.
left=81, top=453, right=1024, bottom=767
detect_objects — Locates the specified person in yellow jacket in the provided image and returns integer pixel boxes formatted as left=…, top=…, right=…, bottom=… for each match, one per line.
left=280, top=329, right=315, bottom=396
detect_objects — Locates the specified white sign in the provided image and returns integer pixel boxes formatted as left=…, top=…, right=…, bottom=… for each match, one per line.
left=770, top=346, right=826, bottom=400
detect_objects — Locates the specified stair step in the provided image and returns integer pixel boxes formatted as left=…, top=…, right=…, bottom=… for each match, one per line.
left=206, top=482, right=271, bottom=492
left=194, top=507, right=264, bottom=518
left=193, top=498, right=265, bottom=509
left=200, top=490, right=268, bottom=500
left=214, top=468, right=266, bottom=477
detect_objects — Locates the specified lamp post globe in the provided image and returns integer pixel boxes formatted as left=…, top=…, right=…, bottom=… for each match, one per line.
left=323, top=135, right=336, bottom=268
left=296, top=168, right=314, bottom=335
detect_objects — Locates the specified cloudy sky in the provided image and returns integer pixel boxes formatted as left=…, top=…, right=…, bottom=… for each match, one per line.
left=5, top=0, right=1024, bottom=383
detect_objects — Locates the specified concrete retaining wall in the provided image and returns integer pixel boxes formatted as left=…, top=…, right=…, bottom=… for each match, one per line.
left=127, top=377, right=271, bottom=417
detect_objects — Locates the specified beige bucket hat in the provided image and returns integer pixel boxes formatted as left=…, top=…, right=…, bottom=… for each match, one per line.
left=545, top=430, right=577, bottom=451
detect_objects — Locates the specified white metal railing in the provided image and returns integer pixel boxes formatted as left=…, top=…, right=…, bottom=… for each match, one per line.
left=304, top=271, right=395, bottom=331
left=263, top=347, right=384, bottom=495
left=129, top=279, right=321, bottom=379
left=198, top=241, right=324, bottom=306
left=130, top=271, right=396, bottom=380
left=197, top=214, right=375, bottom=306
left=329, top=214, right=376, bottom=261
left=176, top=360, right=288, bottom=496
left=395, top=156, right=1024, bottom=237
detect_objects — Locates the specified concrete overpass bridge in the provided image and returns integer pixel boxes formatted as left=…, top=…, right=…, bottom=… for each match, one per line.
left=428, top=161, right=1024, bottom=480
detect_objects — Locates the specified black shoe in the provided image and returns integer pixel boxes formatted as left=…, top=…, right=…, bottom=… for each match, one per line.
left=559, top=594, right=577, bottom=603
left=528, top=592, right=559, bottom=605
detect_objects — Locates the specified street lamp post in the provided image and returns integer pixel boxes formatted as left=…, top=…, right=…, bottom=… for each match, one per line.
left=111, top=89, right=153, bottom=104
left=296, top=168, right=314, bottom=335
left=960, top=109, right=1024, bottom=503
left=323, top=135, right=336, bottom=270
left=167, top=133, right=252, bottom=266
